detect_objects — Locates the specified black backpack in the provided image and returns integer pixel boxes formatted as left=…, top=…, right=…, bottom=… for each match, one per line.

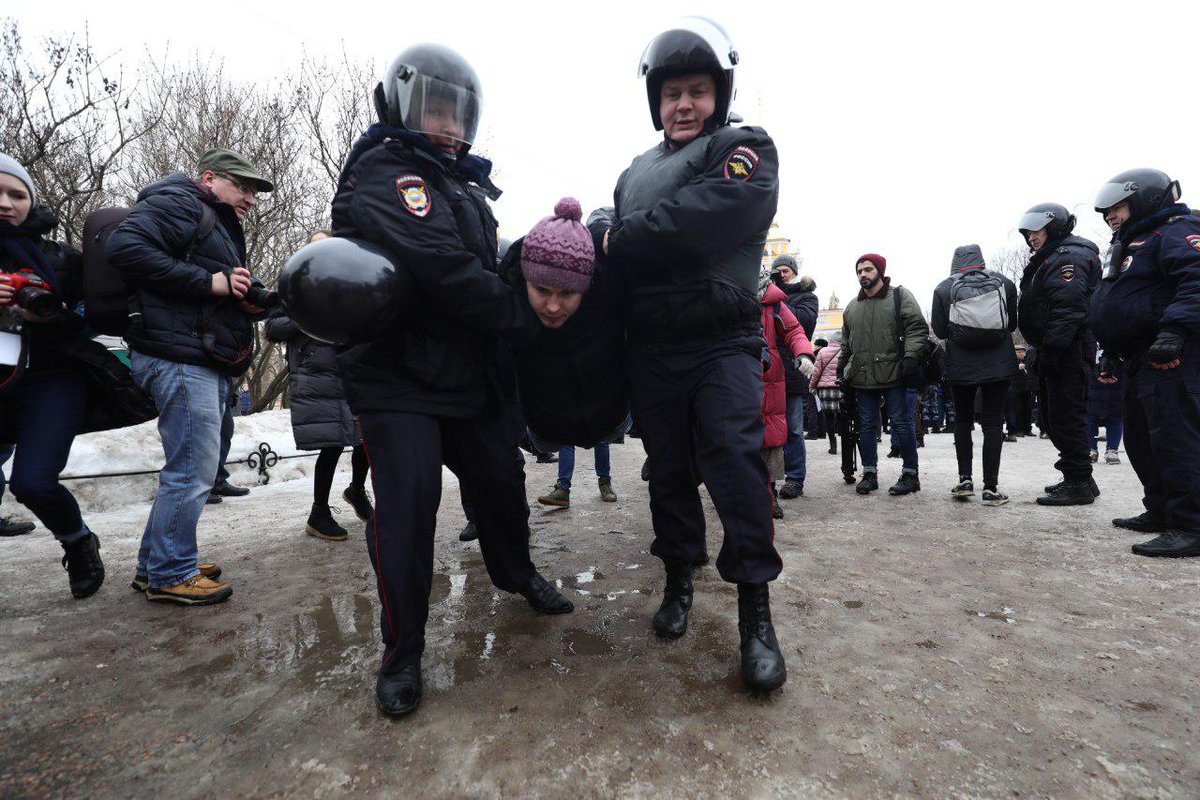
left=81, top=204, right=215, bottom=336
left=946, top=269, right=1009, bottom=348
left=893, top=287, right=943, bottom=388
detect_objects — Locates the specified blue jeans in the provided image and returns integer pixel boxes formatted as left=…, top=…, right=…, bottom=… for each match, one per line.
left=557, top=443, right=610, bottom=489
left=891, top=388, right=920, bottom=447
left=0, top=369, right=90, bottom=541
left=216, top=377, right=235, bottom=485
left=1087, top=414, right=1124, bottom=452
left=857, top=386, right=919, bottom=472
left=783, top=393, right=806, bottom=482
left=131, top=352, right=227, bottom=588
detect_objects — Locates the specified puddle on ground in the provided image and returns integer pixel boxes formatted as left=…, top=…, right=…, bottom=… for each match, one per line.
left=965, top=607, right=1018, bottom=624
left=561, top=628, right=615, bottom=657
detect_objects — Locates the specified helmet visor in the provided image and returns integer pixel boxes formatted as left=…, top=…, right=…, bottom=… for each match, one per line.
left=395, top=73, right=481, bottom=148
left=1017, top=210, right=1055, bottom=233
left=1094, top=180, right=1135, bottom=213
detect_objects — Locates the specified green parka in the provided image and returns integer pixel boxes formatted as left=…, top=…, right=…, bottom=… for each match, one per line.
left=838, top=278, right=929, bottom=389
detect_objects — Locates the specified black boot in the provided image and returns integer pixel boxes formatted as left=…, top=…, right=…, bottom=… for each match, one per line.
left=305, top=504, right=349, bottom=541
left=1131, top=532, right=1200, bottom=558
left=342, top=484, right=374, bottom=522
left=855, top=471, right=878, bottom=495
left=458, top=521, right=478, bottom=542
left=1112, top=512, right=1168, bottom=533
left=518, top=572, right=574, bottom=614
left=653, top=562, right=694, bottom=639
left=1036, top=480, right=1095, bottom=506
left=61, top=532, right=105, bottom=599
left=737, top=582, right=786, bottom=692
left=1044, top=476, right=1100, bottom=497
left=376, top=662, right=422, bottom=717
left=888, top=471, right=921, bottom=496
left=770, top=484, right=784, bottom=520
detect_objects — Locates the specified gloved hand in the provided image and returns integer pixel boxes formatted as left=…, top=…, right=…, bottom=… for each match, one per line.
left=901, top=356, right=920, bottom=387
left=794, top=353, right=814, bottom=380
left=1148, top=330, right=1184, bottom=368
left=1098, top=354, right=1121, bottom=381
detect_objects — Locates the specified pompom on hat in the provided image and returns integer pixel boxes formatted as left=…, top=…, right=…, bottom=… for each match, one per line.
left=521, top=197, right=595, bottom=293
left=855, top=252, right=886, bottom=276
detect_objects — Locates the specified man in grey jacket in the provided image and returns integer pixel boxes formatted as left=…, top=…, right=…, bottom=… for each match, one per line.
left=838, top=253, right=929, bottom=495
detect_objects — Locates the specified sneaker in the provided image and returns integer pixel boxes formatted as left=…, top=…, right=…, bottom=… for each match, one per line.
left=0, top=516, right=35, bottom=537
left=211, top=481, right=250, bottom=497
left=61, top=532, right=105, bottom=599
left=855, top=472, right=878, bottom=495
left=598, top=477, right=617, bottom=503
left=888, top=472, right=921, bottom=496
left=306, top=504, right=349, bottom=541
left=950, top=477, right=974, bottom=498
left=1089, top=450, right=1099, bottom=463
left=131, top=562, right=222, bottom=593
left=778, top=478, right=804, bottom=499
left=146, top=575, right=233, bottom=606
left=1105, top=450, right=1121, bottom=465
left=537, top=482, right=570, bottom=507
left=343, top=484, right=374, bottom=521
left=1131, top=531, right=1200, bottom=559
left=981, top=489, right=1009, bottom=506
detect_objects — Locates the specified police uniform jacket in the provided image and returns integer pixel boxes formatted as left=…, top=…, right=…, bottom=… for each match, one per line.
left=1017, top=234, right=1100, bottom=358
left=1090, top=204, right=1200, bottom=358
left=606, top=125, right=779, bottom=348
left=331, top=126, right=537, bottom=418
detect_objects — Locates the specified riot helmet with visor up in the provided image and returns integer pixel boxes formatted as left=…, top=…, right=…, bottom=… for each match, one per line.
left=1017, top=203, right=1075, bottom=243
left=638, top=17, right=738, bottom=133
left=1093, top=168, right=1181, bottom=222
left=376, top=44, right=482, bottom=155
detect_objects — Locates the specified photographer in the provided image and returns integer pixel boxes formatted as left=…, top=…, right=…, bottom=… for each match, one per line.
left=0, top=153, right=155, bottom=599
left=108, top=148, right=273, bottom=606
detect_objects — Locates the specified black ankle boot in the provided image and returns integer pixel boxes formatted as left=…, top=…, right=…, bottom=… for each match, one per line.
left=61, top=531, right=105, bottom=599
left=737, top=582, right=786, bottom=692
left=306, top=504, right=349, bottom=541
left=376, top=662, right=422, bottom=717
left=653, top=562, right=693, bottom=639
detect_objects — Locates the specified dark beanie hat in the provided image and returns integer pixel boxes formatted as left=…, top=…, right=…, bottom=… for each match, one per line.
left=856, top=253, right=886, bottom=276
left=521, top=197, right=595, bottom=293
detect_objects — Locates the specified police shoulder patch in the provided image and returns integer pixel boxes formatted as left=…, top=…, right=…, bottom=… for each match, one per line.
left=723, top=146, right=760, bottom=182
left=1187, top=234, right=1200, bottom=252
left=395, top=174, right=431, bottom=218
left=1060, top=265, right=1076, bottom=282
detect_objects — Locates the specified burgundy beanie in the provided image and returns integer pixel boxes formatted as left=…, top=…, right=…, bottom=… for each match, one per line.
left=856, top=252, right=886, bottom=276
left=521, top=198, right=595, bottom=293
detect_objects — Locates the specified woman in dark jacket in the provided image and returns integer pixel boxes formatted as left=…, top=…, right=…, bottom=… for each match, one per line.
left=1086, top=354, right=1124, bottom=464
left=0, top=153, right=156, bottom=598
left=931, top=245, right=1019, bottom=506
left=265, top=233, right=370, bottom=541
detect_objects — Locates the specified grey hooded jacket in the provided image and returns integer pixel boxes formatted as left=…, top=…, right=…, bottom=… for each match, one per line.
left=930, top=245, right=1019, bottom=386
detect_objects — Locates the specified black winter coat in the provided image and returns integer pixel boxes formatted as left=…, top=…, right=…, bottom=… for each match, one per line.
left=331, top=127, right=537, bottom=418
left=0, top=209, right=157, bottom=443
left=500, top=238, right=628, bottom=448
left=1018, top=234, right=1101, bottom=360
left=778, top=282, right=818, bottom=395
left=1086, top=360, right=1124, bottom=418
left=107, top=173, right=260, bottom=376
left=265, top=310, right=357, bottom=451
left=931, top=252, right=1018, bottom=386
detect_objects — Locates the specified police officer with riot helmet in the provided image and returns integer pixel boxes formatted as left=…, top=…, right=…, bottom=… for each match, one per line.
left=1090, top=168, right=1200, bottom=558
left=593, top=18, right=787, bottom=692
left=330, top=44, right=572, bottom=718
left=1016, top=202, right=1102, bottom=505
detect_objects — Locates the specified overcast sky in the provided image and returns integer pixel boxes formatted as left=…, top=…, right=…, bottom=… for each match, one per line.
left=16, top=0, right=1199, bottom=309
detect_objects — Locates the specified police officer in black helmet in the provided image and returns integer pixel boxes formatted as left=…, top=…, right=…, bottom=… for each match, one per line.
left=1016, top=202, right=1102, bottom=505
left=1090, top=169, right=1200, bottom=558
left=332, top=43, right=573, bottom=718
left=592, top=18, right=786, bottom=692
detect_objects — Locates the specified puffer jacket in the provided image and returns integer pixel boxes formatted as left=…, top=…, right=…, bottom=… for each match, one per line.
left=760, top=283, right=812, bottom=448
left=778, top=281, right=819, bottom=395
left=264, top=310, right=357, bottom=451
left=930, top=245, right=1018, bottom=385
left=810, top=339, right=842, bottom=390
left=838, top=278, right=928, bottom=389
left=107, top=173, right=260, bottom=376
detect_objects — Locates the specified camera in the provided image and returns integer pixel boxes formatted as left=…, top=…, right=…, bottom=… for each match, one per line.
left=243, top=285, right=282, bottom=310
left=1, top=269, right=63, bottom=319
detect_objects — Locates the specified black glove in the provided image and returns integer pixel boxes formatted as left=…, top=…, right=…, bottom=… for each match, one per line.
left=1024, top=345, right=1040, bottom=376
left=902, top=356, right=920, bottom=387
left=1148, top=330, right=1184, bottom=366
left=587, top=215, right=613, bottom=257
left=1098, top=354, right=1121, bottom=379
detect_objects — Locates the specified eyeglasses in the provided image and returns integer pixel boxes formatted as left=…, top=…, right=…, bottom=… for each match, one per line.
left=219, top=173, right=259, bottom=198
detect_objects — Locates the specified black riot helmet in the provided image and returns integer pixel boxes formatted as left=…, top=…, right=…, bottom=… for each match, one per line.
left=374, top=44, right=482, bottom=155
left=638, top=17, right=739, bottom=133
left=1093, top=168, right=1181, bottom=221
left=1017, top=203, right=1076, bottom=245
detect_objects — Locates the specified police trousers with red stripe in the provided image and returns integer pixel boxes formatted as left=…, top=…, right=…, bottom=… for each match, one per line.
left=358, top=403, right=537, bottom=675
left=629, top=336, right=783, bottom=584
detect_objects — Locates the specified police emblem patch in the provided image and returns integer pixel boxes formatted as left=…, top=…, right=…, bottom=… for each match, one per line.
left=1187, top=234, right=1200, bottom=252
left=1130, top=240, right=1146, bottom=248
left=395, top=174, right=431, bottom=218
left=724, top=146, right=760, bottom=182
left=1121, top=255, right=1133, bottom=272
left=1060, top=265, right=1076, bottom=282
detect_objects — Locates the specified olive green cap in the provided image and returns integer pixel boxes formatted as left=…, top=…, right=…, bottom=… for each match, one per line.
left=197, top=148, right=274, bottom=193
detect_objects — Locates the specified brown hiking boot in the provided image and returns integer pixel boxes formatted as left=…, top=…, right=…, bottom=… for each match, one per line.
left=131, top=561, right=221, bottom=593
left=145, top=575, right=233, bottom=606
left=598, top=478, right=617, bottom=503
left=536, top=482, right=570, bottom=507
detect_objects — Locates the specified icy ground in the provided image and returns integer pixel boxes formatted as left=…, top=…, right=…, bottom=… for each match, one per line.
left=1, top=420, right=1198, bottom=798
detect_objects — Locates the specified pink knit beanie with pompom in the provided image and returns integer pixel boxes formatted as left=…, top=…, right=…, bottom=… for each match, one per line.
left=521, top=197, right=595, bottom=293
